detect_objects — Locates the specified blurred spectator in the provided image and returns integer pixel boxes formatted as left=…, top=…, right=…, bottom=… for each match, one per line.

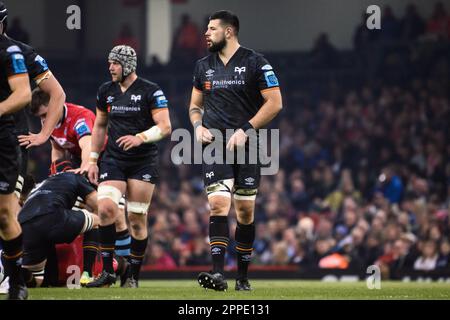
left=413, top=240, right=439, bottom=271
left=309, top=33, right=338, bottom=68
left=426, top=2, right=450, bottom=39
left=8, top=17, right=29, bottom=44
left=401, top=4, right=425, bottom=42
left=113, top=23, right=140, bottom=54
left=171, top=14, right=204, bottom=67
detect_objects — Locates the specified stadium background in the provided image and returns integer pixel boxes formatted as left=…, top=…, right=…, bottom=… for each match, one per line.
left=4, top=0, right=450, bottom=281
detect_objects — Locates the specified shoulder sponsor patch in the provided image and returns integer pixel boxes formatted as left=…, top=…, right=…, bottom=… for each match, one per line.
left=261, top=64, right=273, bottom=70
left=155, top=95, right=168, bottom=108
left=74, top=119, right=91, bottom=136
left=34, top=55, right=49, bottom=71
left=6, top=45, right=21, bottom=53
left=264, top=70, right=279, bottom=87
left=11, top=53, right=27, bottom=74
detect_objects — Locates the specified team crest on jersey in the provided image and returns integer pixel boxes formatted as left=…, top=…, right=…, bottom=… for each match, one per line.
left=106, top=96, right=114, bottom=104
left=234, top=67, right=246, bottom=75
left=131, top=95, right=141, bottom=102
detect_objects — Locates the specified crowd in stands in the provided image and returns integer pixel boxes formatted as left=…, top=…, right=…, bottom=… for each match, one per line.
left=24, top=2, right=449, bottom=278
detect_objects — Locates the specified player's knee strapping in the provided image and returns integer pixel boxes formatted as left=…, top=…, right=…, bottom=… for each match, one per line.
left=233, top=188, right=258, bottom=201
left=206, top=179, right=234, bottom=198
left=97, top=185, right=122, bottom=205
left=127, top=201, right=150, bottom=215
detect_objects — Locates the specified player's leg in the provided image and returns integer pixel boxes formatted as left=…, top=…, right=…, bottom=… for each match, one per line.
left=0, top=136, right=27, bottom=300
left=197, top=161, right=234, bottom=291
left=86, top=180, right=125, bottom=288
left=123, top=179, right=155, bottom=288
left=115, top=197, right=131, bottom=285
left=232, top=162, right=260, bottom=291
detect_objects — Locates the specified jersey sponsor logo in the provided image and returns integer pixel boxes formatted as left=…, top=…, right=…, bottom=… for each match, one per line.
left=106, top=96, right=114, bottom=103
left=111, top=105, right=141, bottom=112
left=234, top=66, right=246, bottom=75
left=131, top=94, right=141, bottom=102
left=34, top=55, right=49, bottom=71
left=11, top=53, right=27, bottom=74
left=155, top=95, right=168, bottom=108
left=264, top=70, right=279, bottom=87
left=212, top=79, right=245, bottom=88
left=261, top=64, right=273, bottom=70
left=6, top=45, right=21, bottom=53
left=74, top=119, right=91, bottom=137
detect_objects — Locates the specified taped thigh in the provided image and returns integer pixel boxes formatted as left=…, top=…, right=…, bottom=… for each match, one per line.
left=206, top=178, right=234, bottom=198
left=97, top=185, right=122, bottom=205
left=233, top=187, right=258, bottom=201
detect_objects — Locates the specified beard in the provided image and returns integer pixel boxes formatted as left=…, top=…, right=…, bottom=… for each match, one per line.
left=208, top=37, right=227, bottom=53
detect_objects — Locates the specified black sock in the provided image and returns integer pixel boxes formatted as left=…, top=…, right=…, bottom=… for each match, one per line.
left=83, top=228, right=99, bottom=276
left=99, top=224, right=116, bottom=274
left=129, top=237, right=148, bottom=280
left=235, top=221, right=255, bottom=280
left=209, top=216, right=229, bottom=274
left=1, top=234, right=25, bottom=286
left=115, top=229, right=131, bottom=258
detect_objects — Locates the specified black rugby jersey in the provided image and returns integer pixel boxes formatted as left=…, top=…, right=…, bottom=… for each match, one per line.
left=19, top=172, right=95, bottom=223
left=97, top=77, right=168, bottom=161
left=193, top=46, right=280, bottom=130
left=9, top=38, right=50, bottom=135
left=0, top=35, right=28, bottom=136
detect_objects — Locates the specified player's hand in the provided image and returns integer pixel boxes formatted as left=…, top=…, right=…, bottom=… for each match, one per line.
left=195, top=125, right=214, bottom=144
left=226, top=129, right=248, bottom=151
left=18, top=132, right=50, bottom=149
left=87, top=163, right=99, bottom=186
left=72, top=164, right=89, bottom=175
left=117, top=135, right=143, bottom=151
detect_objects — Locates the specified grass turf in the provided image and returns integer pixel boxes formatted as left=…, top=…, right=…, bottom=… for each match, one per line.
left=22, top=280, right=450, bottom=300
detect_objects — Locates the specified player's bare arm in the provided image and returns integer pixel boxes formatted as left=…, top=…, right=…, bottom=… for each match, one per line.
left=0, top=74, right=31, bottom=117
left=19, top=74, right=65, bottom=148
left=226, top=88, right=282, bottom=151
left=87, top=108, right=108, bottom=184
left=117, top=107, right=172, bottom=151
left=189, top=87, right=213, bottom=144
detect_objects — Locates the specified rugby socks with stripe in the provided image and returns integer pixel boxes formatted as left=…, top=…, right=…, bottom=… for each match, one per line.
left=115, top=229, right=131, bottom=258
left=82, top=228, right=99, bottom=276
left=129, top=237, right=148, bottom=280
left=209, top=215, right=229, bottom=274
left=99, top=224, right=116, bottom=274
left=1, top=233, right=25, bottom=286
left=235, top=221, right=255, bottom=280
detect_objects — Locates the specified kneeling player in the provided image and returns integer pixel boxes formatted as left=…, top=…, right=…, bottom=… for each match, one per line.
left=18, top=160, right=99, bottom=287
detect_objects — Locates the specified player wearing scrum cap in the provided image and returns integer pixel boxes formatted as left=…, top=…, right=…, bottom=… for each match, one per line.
left=86, top=45, right=171, bottom=288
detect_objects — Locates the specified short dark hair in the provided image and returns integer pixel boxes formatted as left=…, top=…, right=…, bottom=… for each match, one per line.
left=209, top=10, right=239, bottom=35
left=30, top=88, right=50, bottom=115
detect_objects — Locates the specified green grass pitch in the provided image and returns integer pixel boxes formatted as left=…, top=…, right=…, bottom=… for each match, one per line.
left=20, top=280, right=450, bottom=300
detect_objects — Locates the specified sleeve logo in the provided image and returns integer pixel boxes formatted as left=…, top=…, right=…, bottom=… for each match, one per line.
left=264, top=70, right=279, bottom=87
